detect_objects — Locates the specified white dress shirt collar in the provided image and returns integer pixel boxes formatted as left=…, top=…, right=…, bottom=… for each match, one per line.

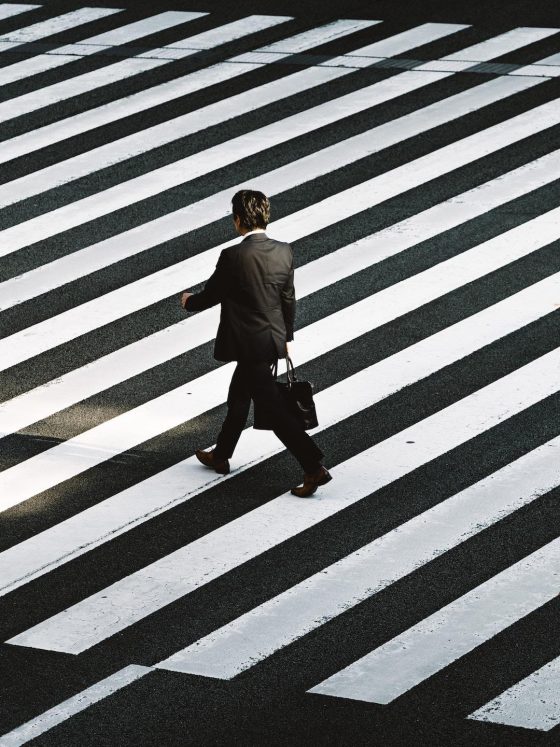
left=243, top=228, right=266, bottom=238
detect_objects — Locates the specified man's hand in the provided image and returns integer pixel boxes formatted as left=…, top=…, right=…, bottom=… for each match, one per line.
left=181, top=291, right=193, bottom=309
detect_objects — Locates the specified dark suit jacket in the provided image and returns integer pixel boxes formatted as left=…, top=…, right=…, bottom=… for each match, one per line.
left=185, top=233, right=296, bottom=362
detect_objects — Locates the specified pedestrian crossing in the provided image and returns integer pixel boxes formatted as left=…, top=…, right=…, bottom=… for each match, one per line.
left=2, top=135, right=559, bottom=371
left=0, top=23, right=473, bottom=210
left=0, top=17, right=374, bottom=162
left=0, top=10, right=214, bottom=85
left=0, top=197, right=558, bottom=443
left=0, top=211, right=559, bottom=585
left=0, top=5, right=39, bottom=22
left=0, top=6, right=124, bottom=53
left=0, top=13, right=295, bottom=124
left=309, top=537, right=560, bottom=703
left=0, top=3, right=559, bottom=744
left=468, top=655, right=560, bottom=731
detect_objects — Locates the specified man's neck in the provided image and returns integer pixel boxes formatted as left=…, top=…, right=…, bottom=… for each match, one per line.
left=242, top=228, right=266, bottom=237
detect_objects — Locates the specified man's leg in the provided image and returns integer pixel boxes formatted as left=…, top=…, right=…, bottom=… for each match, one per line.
left=248, top=360, right=324, bottom=474
left=213, top=363, right=252, bottom=461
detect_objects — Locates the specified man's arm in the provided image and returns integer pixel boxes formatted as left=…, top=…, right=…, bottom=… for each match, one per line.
left=181, top=250, right=228, bottom=312
left=281, top=248, right=296, bottom=342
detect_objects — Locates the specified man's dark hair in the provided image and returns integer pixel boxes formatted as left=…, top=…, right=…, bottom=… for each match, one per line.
left=232, top=190, right=270, bottom=230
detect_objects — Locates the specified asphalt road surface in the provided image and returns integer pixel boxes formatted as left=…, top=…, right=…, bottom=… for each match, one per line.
left=0, top=1, right=559, bottom=744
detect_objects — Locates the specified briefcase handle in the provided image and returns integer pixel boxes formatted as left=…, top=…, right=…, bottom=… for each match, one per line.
left=272, top=355, right=298, bottom=386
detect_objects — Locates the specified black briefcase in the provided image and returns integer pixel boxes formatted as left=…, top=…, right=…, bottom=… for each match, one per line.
left=253, top=355, right=319, bottom=431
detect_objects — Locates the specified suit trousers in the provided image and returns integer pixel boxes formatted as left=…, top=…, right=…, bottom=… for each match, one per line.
left=213, top=359, right=324, bottom=474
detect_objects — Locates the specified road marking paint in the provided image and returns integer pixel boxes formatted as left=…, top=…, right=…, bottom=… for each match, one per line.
left=0, top=17, right=374, bottom=127
left=0, top=197, right=559, bottom=439
left=310, top=539, right=560, bottom=704
left=0, top=6, right=123, bottom=52
left=9, top=340, right=560, bottom=654
left=415, top=26, right=560, bottom=73
left=1, top=109, right=559, bottom=371
left=0, top=24, right=475, bottom=211
left=0, top=665, right=151, bottom=746
left=0, top=19, right=376, bottom=165
left=468, top=656, right=560, bottom=731
left=1, top=232, right=559, bottom=513
left=318, top=22, right=468, bottom=66
left=159, top=435, right=560, bottom=678
left=0, top=13, right=294, bottom=124
left=511, top=48, right=560, bottom=77
left=0, top=10, right=225, bottom=85
left=154, top=14, right=294, bottom=52
left=0, top=5, right=40, bottom=22
left=1, top=251, right=558, bottom=592
left=2, top=24, right=551, bottom=163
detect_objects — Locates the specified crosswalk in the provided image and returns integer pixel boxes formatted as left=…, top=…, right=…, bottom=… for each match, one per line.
left=0, top=3, right=559, bottom=744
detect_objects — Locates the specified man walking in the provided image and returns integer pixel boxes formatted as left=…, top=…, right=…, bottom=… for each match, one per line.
left=181, top=190, right=331, bottom=497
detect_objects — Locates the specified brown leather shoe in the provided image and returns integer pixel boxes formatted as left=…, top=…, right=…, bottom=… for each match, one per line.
left=195, top=449, right=230, bottom=475
left=291, top=465, right=332, bottom=497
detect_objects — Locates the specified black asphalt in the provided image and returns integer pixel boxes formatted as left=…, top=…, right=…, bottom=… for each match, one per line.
left=0, top=1, right=559, bottom=745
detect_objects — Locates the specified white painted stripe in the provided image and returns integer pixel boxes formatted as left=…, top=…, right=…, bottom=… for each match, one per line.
left=4, top=76, right=553, bottom=253
left=0, top=5, right=40, bottom=22
left=160, top=15, right=292, bottom=51
left=158, top=431, right=560, bottom=679
left=0, top=14, right=301, bottom=86
left=0, top=56, right=172, bottom=116
left=0, top=7, right=122, bottom=51
left=0, top=24, right=546, bottom=172
left=0, top=19, right=374, bottom=153
left=323, top=25, right=551, bottom=69
left=1, top=196, right=559, bottom=442
left=536, top=51, right=560, bottom=65
left=1, top=226, right=558, bottom=593
left=512, top=63, right=560, bottom=78
left=77, top=10, right=205, bottom=47
left=0, top=13, right=286, bottom=124
left=0, top=17, right=372, bottom=122
left=0, top=300, right=388, bottom=507
left=126, top=15, right=293, bottom=59
left=0, top=24, right=474, bottom=211
left=469, top=656, right=560, bottom=731
left=426, top=26, right=560, bottom=70
left=241, top=18, right=381, bottom=54
left=1, top=236, right=558, bottom=514
left=313, top=22, right=468, bottom=65
left=0, top=52, right=538, bottom=218
left=7, top=338, right=560, bottom=654
left=0, top=10, right=215, bottom=85
left=444, top=26, right=560, bottom=60
left=0, top=73, right=449, bottom=233
left=0, top=111, right=558, bottom=374
left=417, top=58, right=490, bottom=73
left=0, top=665, right=150, bottom=747
left=512, top=48, right=560, bottom=77
left=310, top=539, right=560, bottom=704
